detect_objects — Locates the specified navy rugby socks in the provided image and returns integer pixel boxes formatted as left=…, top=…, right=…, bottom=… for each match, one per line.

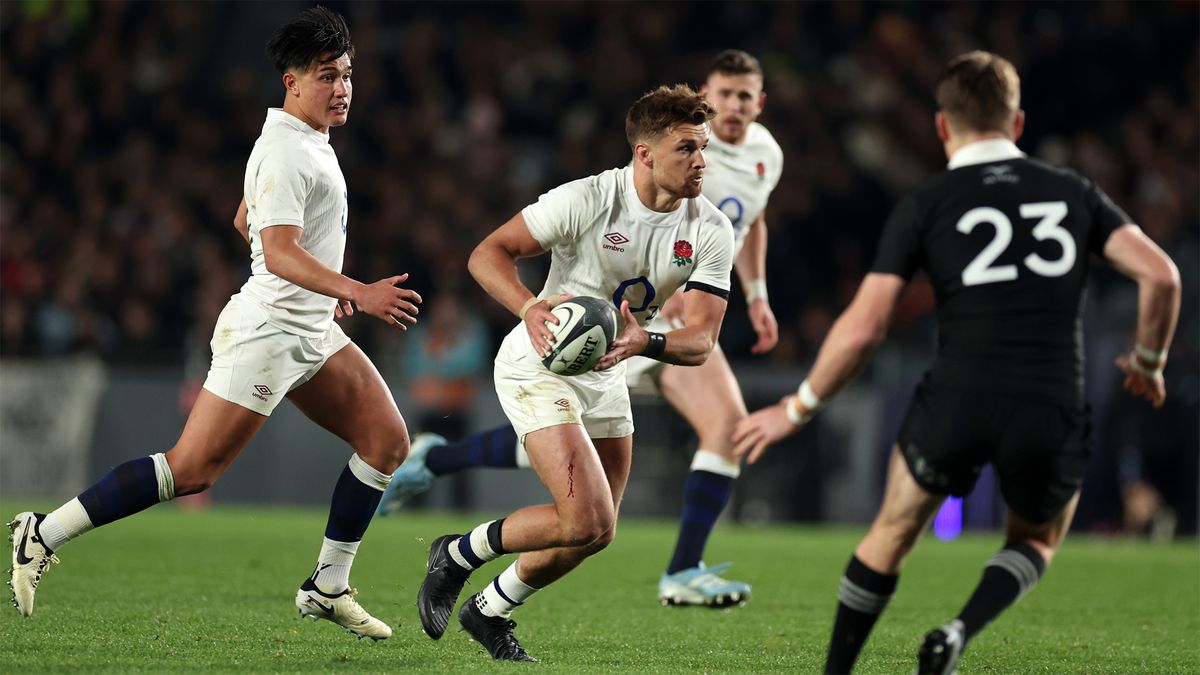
left=312, top=453, right=391, bottom=593
left=666, top=469, right=735, bottom=574
left=425, top=426, right=518, bottom=475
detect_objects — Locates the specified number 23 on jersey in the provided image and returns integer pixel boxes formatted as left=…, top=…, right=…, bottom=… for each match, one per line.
left=957, top=201, right=1075, bottom=287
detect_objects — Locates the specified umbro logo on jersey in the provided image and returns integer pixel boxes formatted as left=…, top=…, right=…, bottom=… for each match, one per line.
left=982, top=165, right=1019, bottom=185
left=251, top=384, right=273, bottom=402
left=603, top=232, right=629, bottom=252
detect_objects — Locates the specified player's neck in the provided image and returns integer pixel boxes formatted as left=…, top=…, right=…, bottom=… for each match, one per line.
left=944, top=131, right=1012, bottom=159
left=632, top=167, right=684, bottom=213
left=283, top=99, right=330, bottom=134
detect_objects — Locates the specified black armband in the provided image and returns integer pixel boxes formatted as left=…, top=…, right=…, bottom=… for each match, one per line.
left=642, top=331, right=666, bottom=360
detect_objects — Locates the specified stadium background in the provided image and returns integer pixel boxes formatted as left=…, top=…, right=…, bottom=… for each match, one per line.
left=0, top=1, right=1196, bottom=538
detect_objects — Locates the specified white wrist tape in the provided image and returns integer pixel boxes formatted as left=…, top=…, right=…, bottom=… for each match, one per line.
left=797, top=379, right=825, bottom=411
left=785, top=396, right=813, bottom=425
left=1128, top=354, right=1164, bottom=378
left=744, top=278, right=768, bottom=303
left=1134, top=343, right=1167, bottom=364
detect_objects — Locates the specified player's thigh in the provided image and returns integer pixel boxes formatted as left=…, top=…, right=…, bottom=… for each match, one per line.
left=167, top=388, right=268, bottom=485
left=658, top=346, right=747, bottom=444
left=592, top=435, right=633, bottom=512
left=993, top=400, right=1091, bottom=527
left=524, top=424, right=612, bottom=512
left=287, top=340, right=407, bottom=457
left=871, top=445, right=946, bottom=534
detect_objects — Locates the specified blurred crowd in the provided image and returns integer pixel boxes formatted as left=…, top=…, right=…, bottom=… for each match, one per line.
left=1, top=2, right=1196, bottom=529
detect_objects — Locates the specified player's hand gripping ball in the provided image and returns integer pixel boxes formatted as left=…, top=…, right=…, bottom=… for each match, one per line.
left=541, top=296, right=617, bottom=376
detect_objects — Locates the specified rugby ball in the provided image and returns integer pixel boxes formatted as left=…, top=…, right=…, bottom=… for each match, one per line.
left=541, top=296, right=617, bottom=376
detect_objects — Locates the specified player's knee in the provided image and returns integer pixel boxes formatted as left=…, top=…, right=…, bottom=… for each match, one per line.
left=170, top=463, right=219, bottom=496
left=1006, top=533, right=1059, bottom=565
left=588, top=523, right=617, bottom=551
left=358, top=426, right=409, bottom=474
left=562, top=507, right=614, bottom=547
left=867, top=521, right=922, bottom=562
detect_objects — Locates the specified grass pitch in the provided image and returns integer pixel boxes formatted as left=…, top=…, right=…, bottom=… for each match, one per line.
left=0, top=503, right=1196, bottom=673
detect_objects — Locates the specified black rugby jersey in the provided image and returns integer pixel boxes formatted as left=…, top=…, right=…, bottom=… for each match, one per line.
left=871, top=140, right=1131, bottom=406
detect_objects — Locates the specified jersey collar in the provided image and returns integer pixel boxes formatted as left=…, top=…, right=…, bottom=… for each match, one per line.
left=947, top=138, right=1024, bottom=170
left=266, top=108, right=331, bottom=144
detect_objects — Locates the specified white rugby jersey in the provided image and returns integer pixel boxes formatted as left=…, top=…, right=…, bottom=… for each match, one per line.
left=238, top=108, right=348, bottom=337
left=498, top=166, right=735, bottom=379
left=702, top=121, right=783, bottom=256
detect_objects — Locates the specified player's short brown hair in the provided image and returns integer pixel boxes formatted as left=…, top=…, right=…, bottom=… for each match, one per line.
left=625, top=84, right=717, bottom=150
left=708, top=49, right=763, bottom=78
left=935, top=51, right=1021, bottom=134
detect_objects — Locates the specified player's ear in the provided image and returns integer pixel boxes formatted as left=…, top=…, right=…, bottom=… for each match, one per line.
left=757, top=90, right=767, bottom=112
left=282, top=71, right=299, bottom=97
left=634, top=142, right=653, bottom=168
left=1011, top=110, right=1025, bottom=142
left=934, top=111, right=951, bottom=144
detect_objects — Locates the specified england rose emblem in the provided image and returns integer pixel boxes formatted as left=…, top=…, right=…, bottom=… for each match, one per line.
left=672, top=240, right=694, bottom=267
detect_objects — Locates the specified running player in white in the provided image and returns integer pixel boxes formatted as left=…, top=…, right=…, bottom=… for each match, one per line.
left=380, top=50, right=783, bottom=608
left=415, top=85, right=735, bottom=661
left=8, top=7, right=420, bottom=640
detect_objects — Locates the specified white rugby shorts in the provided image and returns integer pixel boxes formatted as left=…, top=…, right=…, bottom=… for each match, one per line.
left=202, top=295, right=351, bottom=415
left=493, top=330, right=634, bottom=450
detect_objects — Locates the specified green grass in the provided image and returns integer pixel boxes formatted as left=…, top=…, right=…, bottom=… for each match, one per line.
left=0, top=504, right=1196, bottom=673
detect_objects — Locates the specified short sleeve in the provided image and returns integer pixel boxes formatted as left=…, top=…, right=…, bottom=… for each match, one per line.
left=1083, top=178, right=1134, bottom=255
left=521, top=176, right=599, bottom=249
left=686, top=213, right=736, bottom=295
left=254, top=145, right=312, bottom=228
left=869, top=194, right=924, bottom=280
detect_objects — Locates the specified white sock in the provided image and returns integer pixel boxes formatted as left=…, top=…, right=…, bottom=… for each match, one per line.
left=478, top=562, right=540, bottom=618
left=447, top=520, right=503, bottom=571
left=690, top=449, right=741, bottom=478
left=312, top=538, right=360, bottom=594
left=39, top=498, right=94, bottom=551
left=150, top=452, right=176, bottom=501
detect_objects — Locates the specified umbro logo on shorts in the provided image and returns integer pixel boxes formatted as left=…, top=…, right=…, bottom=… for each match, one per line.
left=603, top=232, right=629, bottom=253
left=554, top=398, right=570, bottom=410
left=251, top=384, right=274, bottom=402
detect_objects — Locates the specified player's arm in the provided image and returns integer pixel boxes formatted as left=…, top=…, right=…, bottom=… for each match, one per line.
left=732, top=273, right=906, bottom=463
left=468, top=212, right=568, bottom=358
left=596, top=288, right=728, bottom=370
left=1102, top=224, right=1181, bottom=408
left=259, top=225, right=421, bottom=329
left=233, top=198, right=250, bottom=244
left=734, top=212, right=778, bottom=354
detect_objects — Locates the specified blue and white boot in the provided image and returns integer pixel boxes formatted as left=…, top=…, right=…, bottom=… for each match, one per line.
left=658, top=562, right=751, bottom=608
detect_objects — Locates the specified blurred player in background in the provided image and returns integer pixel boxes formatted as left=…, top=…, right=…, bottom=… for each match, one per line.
left=381, top=49, right=783, bottom=608
left=8, top=7, right=423, bottom=640
left=415, top=85, right=734, bottom=661
left=732, top=51, right=1181, bottom=674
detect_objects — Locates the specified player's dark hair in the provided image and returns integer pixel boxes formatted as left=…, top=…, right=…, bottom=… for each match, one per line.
left=708, top=49, right=762, bottom=78
left=935, top=51, right=1020, bottom=134
left=625, top=84, right=717, bottom=150
left=266, top=6, right=354, bottom=74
